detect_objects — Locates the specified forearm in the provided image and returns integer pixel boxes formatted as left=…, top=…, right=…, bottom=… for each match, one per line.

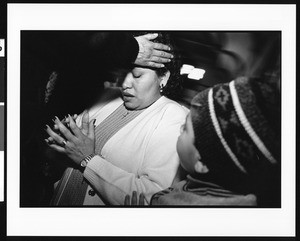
left=88, top=32, right=139, bottom=67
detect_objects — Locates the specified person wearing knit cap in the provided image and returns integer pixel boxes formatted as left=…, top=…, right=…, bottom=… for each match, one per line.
left=149, top=76, right=280, bottom=207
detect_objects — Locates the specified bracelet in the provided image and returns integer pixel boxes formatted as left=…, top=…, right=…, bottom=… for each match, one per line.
left=80, top=153, right=96, bottom=168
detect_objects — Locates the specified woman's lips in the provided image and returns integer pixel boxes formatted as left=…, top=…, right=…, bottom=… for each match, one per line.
left=122, top=92, right=134, bottom=98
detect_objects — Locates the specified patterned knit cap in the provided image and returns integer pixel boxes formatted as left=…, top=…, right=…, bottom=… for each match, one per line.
left=190, top=76, right=280, bottom=197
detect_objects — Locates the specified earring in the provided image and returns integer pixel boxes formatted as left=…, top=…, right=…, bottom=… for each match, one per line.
left=160, top=84, right=164, bottom=93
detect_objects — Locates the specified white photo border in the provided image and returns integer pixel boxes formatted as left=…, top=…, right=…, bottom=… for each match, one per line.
left=7, top=3, right=296, bottom=236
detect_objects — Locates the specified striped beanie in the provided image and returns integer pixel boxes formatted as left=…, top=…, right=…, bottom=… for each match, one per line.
left=190, top=76, right=280, bottom=200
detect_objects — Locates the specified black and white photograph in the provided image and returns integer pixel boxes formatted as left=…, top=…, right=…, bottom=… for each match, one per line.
left=20, top=30, right=281, bottom=208
left=5, top=3, right=296, bottom=237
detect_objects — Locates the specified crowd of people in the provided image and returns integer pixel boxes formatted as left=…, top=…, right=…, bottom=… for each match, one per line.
left=41, top=31, right=280, bottom=207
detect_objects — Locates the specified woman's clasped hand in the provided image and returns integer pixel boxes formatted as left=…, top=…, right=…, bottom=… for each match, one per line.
left=45, top=111, right=96, bottom=166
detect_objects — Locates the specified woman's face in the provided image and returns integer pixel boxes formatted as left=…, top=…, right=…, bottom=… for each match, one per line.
left=177, top=113, right=208, bottom=174
left=121, top=67, right=162, bottom=110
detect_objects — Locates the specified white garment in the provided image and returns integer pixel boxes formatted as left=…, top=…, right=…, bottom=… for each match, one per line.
left=75, top=96, right=188, bottom=205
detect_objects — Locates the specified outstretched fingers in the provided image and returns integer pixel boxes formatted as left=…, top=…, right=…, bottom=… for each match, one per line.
left=153, top=42, right=171, bottom=51
left=88, top=119, right=96, bottom=140
left=46, top=141, right=66, bottom=153
left=123, top=191, right=145, bottom=206
left=81, top=110, right=89, bottom=135
left=67, top=114, right=85, bottom=138
left=124, top=195, right=130, bottom=206
left=53, top=116, right=78, bottom=142
left=131, top=191, right=137, bottom=205
left=44, top=125, right=67, bottom=152
left=152, top=49, right=173, bottom=60
left=141, top=33, right=171, bottom=52
left=142, top=33, right=159, bottom=41
left=146, top=62, right=164, bottom=68
left=138, top=193, right=145, bottom=205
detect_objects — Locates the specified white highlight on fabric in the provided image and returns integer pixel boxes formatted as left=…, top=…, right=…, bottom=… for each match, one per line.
left=229, top=81, right=277, bottom=164
left=208, top=88, right=247, bottom=173
left=55, top=168, right=73, bottom=205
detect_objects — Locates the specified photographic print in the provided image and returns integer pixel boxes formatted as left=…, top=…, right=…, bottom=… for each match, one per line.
left=6, top=3, right=296, bottom=237
left=20, top=30, right=281, bottom=208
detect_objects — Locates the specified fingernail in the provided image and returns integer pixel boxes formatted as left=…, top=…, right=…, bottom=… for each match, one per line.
left=161, top=64, right=165, bottom=68
left=44, top=139, right=49, bottom=144
left=170, top=54, right=174, bottom=58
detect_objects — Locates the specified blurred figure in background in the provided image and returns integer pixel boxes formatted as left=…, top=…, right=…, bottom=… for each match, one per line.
left=217, top=32, right=280, bottom=82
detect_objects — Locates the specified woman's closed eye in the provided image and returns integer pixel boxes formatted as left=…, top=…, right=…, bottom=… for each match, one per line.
left=132, top=70, right=142, bottom=78
left=132, top=68, right=145, bottom=79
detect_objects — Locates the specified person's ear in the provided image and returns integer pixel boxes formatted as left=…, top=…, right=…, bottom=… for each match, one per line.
left=159, top=70, right=170, bottom=87
left=193, top=150, right=209, bottom=173
left=194, top=161, right=209, bottom=174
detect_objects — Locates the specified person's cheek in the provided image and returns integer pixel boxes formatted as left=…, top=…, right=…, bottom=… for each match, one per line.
left=176, top=135, right=183, bottom=158
left=177, top=136, right=189, bottom=171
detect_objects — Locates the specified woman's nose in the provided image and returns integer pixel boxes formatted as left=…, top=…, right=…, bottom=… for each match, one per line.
left=122, top=73, right=133, bottom=89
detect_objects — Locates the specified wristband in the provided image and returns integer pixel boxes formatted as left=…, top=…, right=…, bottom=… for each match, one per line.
left=80, top=153, right=96, bottom=168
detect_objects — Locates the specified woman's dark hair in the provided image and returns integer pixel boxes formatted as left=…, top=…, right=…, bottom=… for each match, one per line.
left=133, top=31, right=183, bottom=101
